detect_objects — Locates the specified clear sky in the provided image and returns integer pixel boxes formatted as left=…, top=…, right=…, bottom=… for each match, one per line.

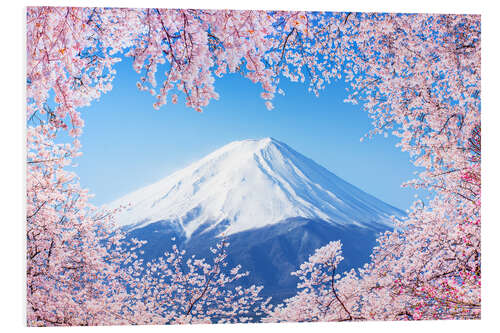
left=69, top=57, right=427, bottom=211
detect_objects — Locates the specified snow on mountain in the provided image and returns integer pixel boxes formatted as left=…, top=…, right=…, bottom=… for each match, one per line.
left=106, top=137, right=403, bottom=237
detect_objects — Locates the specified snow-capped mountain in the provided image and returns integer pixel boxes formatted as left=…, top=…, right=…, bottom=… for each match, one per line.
left=107, top=137, right=402, bottom=237
left=107, top=137, right=405, bottom=307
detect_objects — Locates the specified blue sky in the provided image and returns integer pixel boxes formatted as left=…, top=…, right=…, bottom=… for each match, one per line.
left=70, top=57, right=426, bottom=210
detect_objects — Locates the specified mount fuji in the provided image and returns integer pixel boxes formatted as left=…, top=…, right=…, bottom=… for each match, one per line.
left=106, top=138, right=404, bottom=303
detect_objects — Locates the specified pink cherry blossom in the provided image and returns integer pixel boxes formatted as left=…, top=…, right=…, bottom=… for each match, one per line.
left=26, top=7, right=480, bottom=325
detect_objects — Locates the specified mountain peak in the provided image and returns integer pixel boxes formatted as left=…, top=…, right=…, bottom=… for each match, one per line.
left=191, top=137, right=287, bottom=170
left=106, top=139, right=403, bottom=237
left=255, top=137, right=278, bottom=145
left=219, top=137, right=280, bottom=152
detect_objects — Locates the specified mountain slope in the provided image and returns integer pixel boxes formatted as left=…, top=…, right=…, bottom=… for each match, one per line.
left=107, top=137, right=403, bottom=237
left=107, top=137, right=405, bottom=308
left=126, top=217, right=388, bottom=304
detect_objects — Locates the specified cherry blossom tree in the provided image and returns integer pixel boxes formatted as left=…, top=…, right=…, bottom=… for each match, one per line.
left=262, top=241, right=362, bottom=322
left=123, top=240, right=266, bottom=325
left=26, top=6, right=480, bottom=325
left=26, top=124, right=138, bottom=326
left=264, top=13, right=481, bottom=321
